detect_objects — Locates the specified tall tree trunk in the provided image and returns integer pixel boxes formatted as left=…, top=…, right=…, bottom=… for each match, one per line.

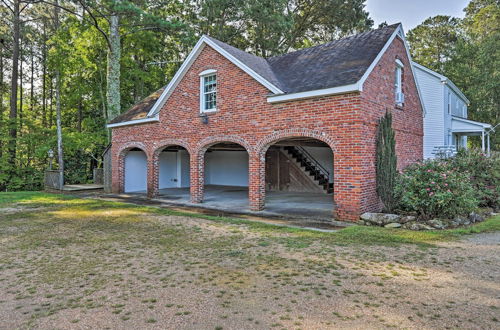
left=49, top=76, right=53, bottom=127
left=54, top=0, right=64, bottom=188
left=30, top=43, right=35, bottom=114
left=19, top=35, right=23, bottom=132
left=8, top=0, right=21, bottom=179
left=106, top=2, right=121, bottom=121
left=98, top=62, right=110, bottom=142
left=42, top=21, right=47, bottom=127
left=55, top=69, right=63, bottom=187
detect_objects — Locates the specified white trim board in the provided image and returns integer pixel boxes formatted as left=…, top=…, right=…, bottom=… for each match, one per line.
left=357, top=24, right=426, bottom=116
left=106, top=115, right=159, bottom=128
left=267, top=27, right=404, bottom=104
left=146, top=36, right=283, bottom=118
left=452, top=116, right=492, bottom=128
left=267, top=83, right=361, bottom=103
left=267, top=24, right=426, bottom=108
left=110, top=24, right=426, bottom=126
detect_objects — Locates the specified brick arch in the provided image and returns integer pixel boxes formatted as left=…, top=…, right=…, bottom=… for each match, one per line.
left=116, top=142, right=149, bottom=194
left=152, top=139, right=193, bottom=157
left=189, top=135, right=253, bottom=205
left=248, top=128, right=337, bottom=212
left=150, top=139, right=193, bottom=197
left=257, top=128, right=337, bottom=158
left=196, top=135, right=253, bottom=156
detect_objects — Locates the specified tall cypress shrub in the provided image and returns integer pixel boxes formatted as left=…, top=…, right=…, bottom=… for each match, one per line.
left=376, top=111, right=398, bottom=212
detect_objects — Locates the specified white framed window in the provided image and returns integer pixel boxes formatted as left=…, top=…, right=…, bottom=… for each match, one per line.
left=199, top=69, right=217, bottom=113
left=448, top=93, right=451, bottom=114
left=395, top=59, right=404, bottom=106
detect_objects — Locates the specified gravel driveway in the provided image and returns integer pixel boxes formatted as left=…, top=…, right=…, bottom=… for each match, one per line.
left=0, top=198, right=499, bottom=329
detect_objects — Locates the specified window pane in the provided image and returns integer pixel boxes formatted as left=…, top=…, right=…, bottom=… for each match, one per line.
left=202, top=74, right=217, bottom=110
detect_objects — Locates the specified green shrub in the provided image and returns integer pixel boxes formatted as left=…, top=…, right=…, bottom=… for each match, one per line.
left=396, top=159, right=478, bottom=220
left=376, top=111, right=398, bottom=212
left=449, top=149, right=500, bottom=209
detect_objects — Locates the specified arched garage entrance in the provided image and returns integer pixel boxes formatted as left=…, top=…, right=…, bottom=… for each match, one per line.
left=157, top=145, right=190, bottom=201
left=202, top=142, right=249, bottom=209
left=124, top=148, right=148, bottom=193
left=263, top=137, right=334, bottom=218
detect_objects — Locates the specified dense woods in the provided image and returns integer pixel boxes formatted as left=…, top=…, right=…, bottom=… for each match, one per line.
left=0, top=0, right=498, bottom=191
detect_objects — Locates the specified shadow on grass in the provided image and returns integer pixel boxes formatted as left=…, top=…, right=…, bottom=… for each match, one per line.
left=1, top=191, right=499, bottom=248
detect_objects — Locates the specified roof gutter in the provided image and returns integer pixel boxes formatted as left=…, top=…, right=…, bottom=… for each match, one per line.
left=106, top=115, right=159, bottom=128
left=267, top=82, right=361, bottom=104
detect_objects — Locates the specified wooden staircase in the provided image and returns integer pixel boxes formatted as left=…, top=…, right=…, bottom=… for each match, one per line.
left=284, top=146, right=333, bottom=194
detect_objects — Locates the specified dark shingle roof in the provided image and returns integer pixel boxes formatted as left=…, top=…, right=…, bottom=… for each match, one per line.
left=267, top=24, right=399, bottom=93
left=207, top=24, right=398, bottom=94
left=109, top=87, right=165, bottom=124
left=111, top=24, right=399, bottom=124
left=206, top=36, right=285, bottom=91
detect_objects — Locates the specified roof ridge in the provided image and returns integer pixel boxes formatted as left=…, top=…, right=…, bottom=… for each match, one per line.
left=266, top=23, right=401, bottom=61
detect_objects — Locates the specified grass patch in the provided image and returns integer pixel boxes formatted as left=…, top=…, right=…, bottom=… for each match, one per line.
left=1, top=191, right=498, bottom=329
left=0, top=192, right=498, bottom=248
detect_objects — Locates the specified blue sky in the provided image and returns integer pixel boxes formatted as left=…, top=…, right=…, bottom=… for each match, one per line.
left=365, top=0, right=470, bottom=31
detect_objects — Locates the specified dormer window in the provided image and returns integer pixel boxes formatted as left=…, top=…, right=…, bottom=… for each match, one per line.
left=395, top=59, right=404, bottom=106
left=199, top=69, right=217, bottom=113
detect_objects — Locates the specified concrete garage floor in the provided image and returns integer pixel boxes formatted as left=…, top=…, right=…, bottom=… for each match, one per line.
left=155, top=185, right=334, bottom=221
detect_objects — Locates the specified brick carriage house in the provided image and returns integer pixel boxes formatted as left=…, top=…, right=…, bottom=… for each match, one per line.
left=107, top=23, right=424, bottom=221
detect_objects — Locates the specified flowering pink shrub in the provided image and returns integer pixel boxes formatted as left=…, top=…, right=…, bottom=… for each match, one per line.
left=449, top=149, right=500, bottom=209
left=396, top=159, right=478, bottom=220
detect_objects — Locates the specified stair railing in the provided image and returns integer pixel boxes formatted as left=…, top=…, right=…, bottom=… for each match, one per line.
left=294, top=146, right=331, bottom=183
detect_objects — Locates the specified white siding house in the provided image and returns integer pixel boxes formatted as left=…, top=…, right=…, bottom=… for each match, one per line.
left=413, top=62, right=492, bottom=158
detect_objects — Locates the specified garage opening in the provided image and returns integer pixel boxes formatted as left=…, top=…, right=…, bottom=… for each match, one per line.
left=264, top=137, right=334, bottom=218
left=157, top=146, right=190, bottom=201
left=203, top=142, right=249, bottom=209
left=124, top=148, right=147, bottom=193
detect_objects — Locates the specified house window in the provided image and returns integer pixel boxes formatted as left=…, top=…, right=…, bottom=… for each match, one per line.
left=448, top=94, right=451, bottom=114
left=394, top=59, right=404, bottom=106
left=199, top=69, right=217, bottom=113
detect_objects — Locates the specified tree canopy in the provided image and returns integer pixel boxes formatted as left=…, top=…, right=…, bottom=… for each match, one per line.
left=0, top=0, right=372, bottom=190
left=408, top=0, right=499, bottom=150
left=0, top=0, right=497, bottom=191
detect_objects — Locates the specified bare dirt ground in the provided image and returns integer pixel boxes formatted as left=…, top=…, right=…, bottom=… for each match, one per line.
left=0, top=198, right=499, bottom=330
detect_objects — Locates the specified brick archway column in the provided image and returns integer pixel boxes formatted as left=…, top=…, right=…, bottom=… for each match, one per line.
left=249, top=151, right=265, bottom=211
left=332, top=150, right=364, bottom=221
left=190, top=149, right=204, bottom=203
left=147, top=152, right=159, bottom=198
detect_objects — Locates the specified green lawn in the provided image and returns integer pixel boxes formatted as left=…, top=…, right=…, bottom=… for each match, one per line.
left=1, top=191, right=498, bottom=246
left=1, top=192, right=499, bottom=329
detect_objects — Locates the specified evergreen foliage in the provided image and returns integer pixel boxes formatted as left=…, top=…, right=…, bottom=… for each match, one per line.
left=376, top=111, right=398, bottom=212
left=0, top=0, right=373, bottom=191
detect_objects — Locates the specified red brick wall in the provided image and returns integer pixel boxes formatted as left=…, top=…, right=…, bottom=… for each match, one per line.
left=111, top=38, right=423, bottom=221
left=360, top=36, right=424, bottom=212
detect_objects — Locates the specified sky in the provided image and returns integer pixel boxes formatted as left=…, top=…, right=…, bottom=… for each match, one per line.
left=365, top=0, right=470, bottom=31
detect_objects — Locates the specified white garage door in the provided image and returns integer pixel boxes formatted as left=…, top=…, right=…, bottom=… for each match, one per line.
left=205, top=151, right=249, bottom=186
left=124, top=151, right=147, bottom=192
left=159, top=151, right=177, bottom=189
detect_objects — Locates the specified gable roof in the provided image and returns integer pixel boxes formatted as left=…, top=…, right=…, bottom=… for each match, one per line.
left=206, top=36, right=285, bottom=91
left=267, top=24, right=399, bottom=94
left=412, top=62, right=470, bottom=105
left=109, top=23, right=420, bottom=127
left=108, top=87, right=164, bottom=126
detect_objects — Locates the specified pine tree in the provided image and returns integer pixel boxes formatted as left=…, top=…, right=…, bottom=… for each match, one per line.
left=376, top=111, right=398, bottom=212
